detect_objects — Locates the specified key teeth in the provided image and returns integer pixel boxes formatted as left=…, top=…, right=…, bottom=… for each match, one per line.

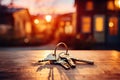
left=67, top=61, right=76, bottom=68
left=61, top=65, right=70, bottom=70
left=60, top=57, right=76, bottom=69
left=63, top=66, right=70, bottom=70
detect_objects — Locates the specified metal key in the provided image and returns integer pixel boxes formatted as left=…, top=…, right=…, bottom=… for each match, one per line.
left=71, top=58, right=94, bottom=65
left=38, top=42, right=94, bottom=70
left=38, top=53, right=71, bottom=70
left=59, top=53, right=76, bottom=68
left=38, top=53, right=56, bottom=64
left=54, top=59, right=71, bottom=70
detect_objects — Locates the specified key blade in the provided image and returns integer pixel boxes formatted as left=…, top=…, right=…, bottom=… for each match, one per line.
left=56, top=60, right=71, bottom=70
left=60, top=62, right=71, bottom=70
left=71, top=58, right=94, bottom=65
left=66, top=58, right=76, bottom=68
left=60, top=54, right=76, bottom=68
left=38, top=53, right=56, bottom=63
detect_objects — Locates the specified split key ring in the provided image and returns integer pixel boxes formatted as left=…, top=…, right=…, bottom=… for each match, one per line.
left=53, top=42, right=69, bottom=60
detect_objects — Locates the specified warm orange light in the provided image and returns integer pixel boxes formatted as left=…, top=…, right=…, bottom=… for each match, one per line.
left=45, top=15, right=52, bottom=22
left=65, top=21, right=73, bottom=34
left=109, top=17, right=118, bottom=35
left=25, top=22, right=32, bottom=34
left=107, top=1, right=115, bottom=10
left=37, top=25, right=46, bottom=32
left=34, top=19, right=39, bottom=24
left=109, top=22, right=114, bottom=28
left=86, top=1, right=93, bottom=11
left=76, top=34, right=81, bottom=39
left=24, top=38, right=29, bottom=43
left=95, top=17, right=104, bottom=32
left=115, top=0, right=120, bottom=8
left=82, top=17, right=91, bottom=33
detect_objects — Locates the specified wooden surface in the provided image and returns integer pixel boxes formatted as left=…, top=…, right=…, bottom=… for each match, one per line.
left=0, top=50, right=120, bottom=80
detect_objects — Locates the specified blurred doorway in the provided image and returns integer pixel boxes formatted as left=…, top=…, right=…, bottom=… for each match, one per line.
left=107, top=16, right=119, bottom=43
left=94, top=15, right=105, bottom=43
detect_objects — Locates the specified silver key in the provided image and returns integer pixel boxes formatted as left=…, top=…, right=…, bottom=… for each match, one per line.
left=59, top=53, right=76, bottom=68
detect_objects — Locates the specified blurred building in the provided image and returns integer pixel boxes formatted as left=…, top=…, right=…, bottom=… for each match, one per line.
left=0, top=5, right=32, bottom=45
left=75, top=0, right=120, bottom=45
left=31, top=15, right=55, bottom=44
left=55, top=13, right=76, bottom=38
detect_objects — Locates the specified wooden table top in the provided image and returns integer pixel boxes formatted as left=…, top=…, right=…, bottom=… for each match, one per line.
left=0, top=50, right=120, bottom=80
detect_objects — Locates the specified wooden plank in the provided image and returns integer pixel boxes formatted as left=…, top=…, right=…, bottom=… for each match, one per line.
left=0, top=50, right=120, bottom=80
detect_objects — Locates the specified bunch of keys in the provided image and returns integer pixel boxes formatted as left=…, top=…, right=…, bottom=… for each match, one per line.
left=38, top=42, right=94, bottom=70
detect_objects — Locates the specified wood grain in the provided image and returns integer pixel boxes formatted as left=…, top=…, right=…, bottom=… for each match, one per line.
left=0, top=50, right=120, bottom=80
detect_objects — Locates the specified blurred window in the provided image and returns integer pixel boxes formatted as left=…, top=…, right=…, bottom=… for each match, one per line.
left=25, top=22, right=32, bottom=34
left=58, top=21, right=64, bottom=34
left=94, top=16, right=104, bottom=32
left=107, top=1, right=115, bottom=10
left=65, top=21, right=73, bottom=34
left=108, top=17, right=118, bottom=35
left=0, top=24, right=10, bottom=35
left=114, top=0, right=120, bottom=8
left=86, top=1, right=93, bottom=11
left=59, top=21, right=64, bottom=28
left=81, top=16, right=91, bottom=33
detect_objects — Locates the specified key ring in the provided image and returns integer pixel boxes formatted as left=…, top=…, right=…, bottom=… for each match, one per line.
left=53, top=42, right=69, bottom=60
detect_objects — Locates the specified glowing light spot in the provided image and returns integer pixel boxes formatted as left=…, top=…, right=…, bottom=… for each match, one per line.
left=34, top=19, right=39, bottom=24
left=76, top=34, right=81, bottom=39
left=24, top=38, right=29, bottom=43
left=109, top=22, right=114, bottom=28
left=45, top=15, right=52, bottom=22
left=115, top=0, right=120, bottom=8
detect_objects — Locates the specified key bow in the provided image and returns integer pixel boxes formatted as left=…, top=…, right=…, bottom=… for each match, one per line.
left=53, top=42, right=69, bottom=60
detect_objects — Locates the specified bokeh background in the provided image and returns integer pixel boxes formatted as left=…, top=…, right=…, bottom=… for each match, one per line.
left=0, top=0, right=120, bottom=50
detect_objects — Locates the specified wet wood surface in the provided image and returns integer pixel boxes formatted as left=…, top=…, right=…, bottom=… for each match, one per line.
left=0, top=50, right=120, bottom=80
